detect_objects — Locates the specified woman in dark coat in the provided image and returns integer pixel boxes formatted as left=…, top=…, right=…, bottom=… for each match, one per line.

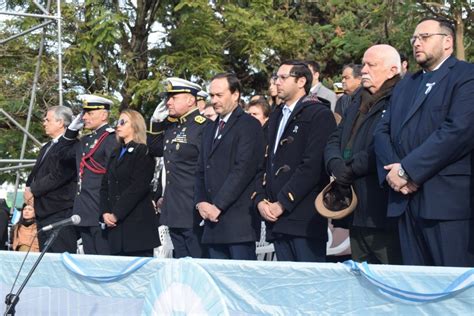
left=101, top=109, right=160, bottom=257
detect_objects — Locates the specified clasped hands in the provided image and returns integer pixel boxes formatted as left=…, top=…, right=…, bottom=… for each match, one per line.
left=257, top=200, right=284, bottom=222
left=197, top=202, right=221, bottom=222
left=384, top=163, right=418, bottom=195
left=103, top=213, right=118, bottom=227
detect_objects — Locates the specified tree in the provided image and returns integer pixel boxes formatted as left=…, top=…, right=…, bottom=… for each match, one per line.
left=416, top=0, right=473, bottom=61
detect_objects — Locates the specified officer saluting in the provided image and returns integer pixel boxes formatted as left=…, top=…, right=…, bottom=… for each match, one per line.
left=64, top=94, right=118, bottom=255
left=148, top=78, right=208, bottom=258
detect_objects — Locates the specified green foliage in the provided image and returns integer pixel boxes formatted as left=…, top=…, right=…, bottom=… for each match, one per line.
left=0, top=0, right=472, bottom=184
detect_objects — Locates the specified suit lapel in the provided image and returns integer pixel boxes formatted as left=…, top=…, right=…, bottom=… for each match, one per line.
left=30, top=142, right=49, bottom=177
left=281, top=98, right=306, bottom=137
left=267, top=106, right=282, bottom=159
left=37, top=141, right=54, bottom=167
left=401, top=57, right=455, bottom=128
left=209, top=106, right=242, bottom=157
left=272, top=99, right=307, bottom=158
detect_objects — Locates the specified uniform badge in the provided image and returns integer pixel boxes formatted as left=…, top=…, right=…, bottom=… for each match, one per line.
left=173, top=130, right=188, bottom=144
left=194, top=115, right=206, bottom=124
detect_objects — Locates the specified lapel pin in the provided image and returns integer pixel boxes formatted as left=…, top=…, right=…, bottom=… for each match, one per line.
left=292, top=126, right=299, bottom=133
left=425, top=82, right=436, bottom=95
left=128, top=147, right=134, bottom=153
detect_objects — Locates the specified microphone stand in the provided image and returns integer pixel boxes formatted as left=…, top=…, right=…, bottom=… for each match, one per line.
left=4, top=229, right=60, bottom=316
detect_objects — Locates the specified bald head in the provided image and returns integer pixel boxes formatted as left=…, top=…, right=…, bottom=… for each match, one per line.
left=361, top=44, right=401, bottom=93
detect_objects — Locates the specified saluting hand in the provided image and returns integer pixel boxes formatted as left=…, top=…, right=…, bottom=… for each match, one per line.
left=69, top=112, right=84, bottom=131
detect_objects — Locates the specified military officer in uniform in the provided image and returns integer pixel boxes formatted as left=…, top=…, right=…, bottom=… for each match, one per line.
left=148, top=78, right=208, bottom=258
left=197, top=90, right=209, bottom=114
left=64, top=94, right=118, bottom=255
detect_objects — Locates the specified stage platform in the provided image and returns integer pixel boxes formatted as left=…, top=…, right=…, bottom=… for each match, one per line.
left=0, top=250, right=472, bottom=315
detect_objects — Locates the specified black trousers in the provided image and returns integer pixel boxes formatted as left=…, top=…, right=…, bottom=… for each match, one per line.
left=77, top=226, right=110, bottom=255
left=273, top=234, right=326, bottom=262
left=208, top=242, right=256, bottom=260
left=37, top=209, right=78, bottom=253
left=115, top=249, right=154, bottom=257
left=169, top=227, right=205, bottom=258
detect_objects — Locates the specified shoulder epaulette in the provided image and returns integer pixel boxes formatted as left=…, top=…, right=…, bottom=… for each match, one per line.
left=194, top=115, right=206, bottom=124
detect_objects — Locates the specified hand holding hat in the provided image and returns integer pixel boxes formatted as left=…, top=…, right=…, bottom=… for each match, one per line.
left=152, top=100, right=168, bottom=123
left=328, top=158, right=354, bottom=186
left=69, top=112, right=84, bottom=131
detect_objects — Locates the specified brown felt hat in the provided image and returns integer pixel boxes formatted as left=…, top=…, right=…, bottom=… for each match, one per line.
left=315, top=179, right=357, bottom=220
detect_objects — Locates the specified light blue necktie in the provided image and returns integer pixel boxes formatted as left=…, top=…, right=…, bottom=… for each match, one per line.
left=274, top=106, right=291, bottom=153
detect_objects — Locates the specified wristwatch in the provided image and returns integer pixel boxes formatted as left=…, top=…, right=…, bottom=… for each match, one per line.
left=398, top=165, right=409, bottom=180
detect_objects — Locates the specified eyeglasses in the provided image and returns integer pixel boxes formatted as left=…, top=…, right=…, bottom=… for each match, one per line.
left=273, top=73, right=297, bottom=82
left=116, top=119, right=128, bottom=126
left=410, top=33, right=448, bottom=45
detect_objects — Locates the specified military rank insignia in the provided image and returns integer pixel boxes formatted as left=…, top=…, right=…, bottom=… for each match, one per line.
left=172, top=130, right=187, bottom=149
left=194, top=115, right=206, bottom=124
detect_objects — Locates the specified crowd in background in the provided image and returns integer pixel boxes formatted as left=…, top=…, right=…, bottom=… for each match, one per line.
left=1, top=17, right=473, bottom=268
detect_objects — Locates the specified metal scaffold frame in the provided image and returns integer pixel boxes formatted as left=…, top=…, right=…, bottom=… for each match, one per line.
left=0, top=0, right=63, bottom=212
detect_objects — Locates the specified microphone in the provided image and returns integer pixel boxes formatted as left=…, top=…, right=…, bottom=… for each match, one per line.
left=39, top=215, right=81, bottom=232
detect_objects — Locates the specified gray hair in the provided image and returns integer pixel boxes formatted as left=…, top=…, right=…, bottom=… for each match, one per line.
left=47, top=106, right=73, bottom=127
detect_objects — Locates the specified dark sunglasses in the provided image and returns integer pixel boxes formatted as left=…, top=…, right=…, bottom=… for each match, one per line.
left=116, top=119, right=128, bottom=126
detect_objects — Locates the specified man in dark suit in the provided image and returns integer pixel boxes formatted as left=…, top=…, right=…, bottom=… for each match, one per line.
left=25, top=106, right=77, bottom=253
left=195, top=73, right=264, bottom=260
left=63, top=95, right=117, bottom=255
left=374, top=17, right=474, bottom=267
left=325, top=45, right=402, bottom=264
left=255, top=61, right=337, bottom=262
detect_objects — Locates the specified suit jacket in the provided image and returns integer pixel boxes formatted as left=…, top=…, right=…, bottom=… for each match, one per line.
left=374, top=56, right=474, bottom=220
left=100, top=142, right=160, bottom=254
left=255, top=95, right=337, bottom=240
left=26, top=137, right=77, bottom=219
left=325, top=87, right=396, bottom=228
left=195, top=106, right=264, bottom=244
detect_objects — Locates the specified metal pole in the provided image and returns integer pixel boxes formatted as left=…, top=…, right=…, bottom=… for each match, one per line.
left=0, top=164, right=35, bottom=172
left=57, top=0, right=63, bottom=107
left=10, top=0, right=53, bottom=214
left=0, top=11, right=57, bottom=20
left=0, top=20, right=54, bottom=45
left=0, top=109, right=42, bottom=147
left=32, top=0, right=50, bottom=15
left=0, top=160, right=36, bottom=164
